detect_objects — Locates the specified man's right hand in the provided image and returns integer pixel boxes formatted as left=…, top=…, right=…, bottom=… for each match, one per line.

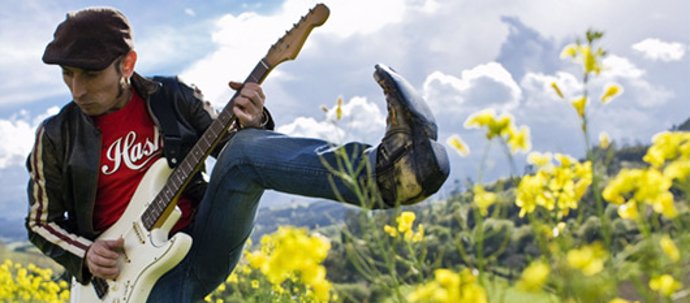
left=86, top=238, right=124, bottom=280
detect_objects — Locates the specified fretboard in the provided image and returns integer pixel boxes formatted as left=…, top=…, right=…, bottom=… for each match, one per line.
left=141, top=59, right=271, bottom=230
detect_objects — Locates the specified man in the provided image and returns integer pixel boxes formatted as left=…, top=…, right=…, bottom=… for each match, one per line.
left=26, top=7, right=449, bottom=302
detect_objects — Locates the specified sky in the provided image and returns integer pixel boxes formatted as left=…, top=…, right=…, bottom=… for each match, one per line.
left=1, top=0, right=689, bottom=227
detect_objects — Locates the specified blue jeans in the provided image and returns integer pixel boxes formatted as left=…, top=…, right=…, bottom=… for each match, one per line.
left=148, top=129, right=375, bottom=302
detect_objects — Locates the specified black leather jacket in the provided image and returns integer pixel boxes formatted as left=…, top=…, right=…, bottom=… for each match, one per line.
left=25, top=73, right=273, bottom=283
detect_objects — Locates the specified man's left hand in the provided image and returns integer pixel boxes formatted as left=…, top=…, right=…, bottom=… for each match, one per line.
left=229, top=81, right=265, bottom=128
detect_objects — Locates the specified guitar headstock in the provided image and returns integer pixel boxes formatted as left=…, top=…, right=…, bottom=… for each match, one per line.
left=263, top=3, right=329, bottom=68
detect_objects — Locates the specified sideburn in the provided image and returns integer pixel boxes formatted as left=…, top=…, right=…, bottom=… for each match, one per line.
left=116, top=77, right=127, bottom=99
left=114, top=58, right=130, bottom=100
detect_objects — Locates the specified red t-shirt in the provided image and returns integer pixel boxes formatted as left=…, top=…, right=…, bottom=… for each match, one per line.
left=93, top=90, right=194, bottom=233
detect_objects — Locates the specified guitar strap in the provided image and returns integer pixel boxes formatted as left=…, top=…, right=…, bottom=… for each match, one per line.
left=150, top=76, right=183, bottom=168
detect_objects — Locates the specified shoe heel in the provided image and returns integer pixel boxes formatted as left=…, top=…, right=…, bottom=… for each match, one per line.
left=420, top=140, right=450, bottom=198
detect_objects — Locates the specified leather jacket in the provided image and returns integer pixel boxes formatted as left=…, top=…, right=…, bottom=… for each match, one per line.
left=25, top=73, right=273, bottom=283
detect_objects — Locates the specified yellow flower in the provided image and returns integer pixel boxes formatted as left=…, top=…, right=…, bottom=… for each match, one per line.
left=567, top=242, right=608, bottom=276
left=245, top=251, right=267, bottom=269
left=246, top=226, right=332, bottom=302
left=384, top=224, right=398, bottom=237
left=599, top=132, right=610, bottom=149
left=446, top=135, right=470, bottom=157
left=490, top=114, right=513, bottom=139
left=251, top=279, right=260, bottom=289
left=617, top=200, right=639, bottom=220
left=609, top=298, right=639, bottom=303
left=435, top=269, right=460, bottom=288
left=659, top=234, right=680, bottom=262
left=411, top=224, right=425, bottom=242
left=582, top=45, right=602, bottom=74
left=335, top=96, right=343, bottom=120
left=408, top=268, right=487, bottom=303
left=226, top=272, right=239, bottom=283
left=603, top=168, right=677, bottom=219
left=517, top=260, right=550, bottom=292
left=464, top=109, right=496, bottom=129
left=464, top=109, right=512, bottom=139
left=507, top=125, right=531, bottom=154
left=643, top=131, right=690, bottom=168
left=515, top=174, right=544, bottom=217
left=664, top=159, right=690, bottom=182
left=571, top=96, right=587, bottom=118
left=473, top=185, right=497, bottom=216
left=649, top=274, right=681, bottom=297
left=0, top=260, right=70, bottom=302
left=311, top=279, right=331, bottom=302
left=560, top=43, right=578, bottom=59
left=216, top=283, right=226, bottom=292
left=603, top=169, right=640, bottom=204
left=550, top=81, right=565, bottom=99
left=527, top=152, right=553, bottom=168
left=601, top=83, right=623, bottom=104
left=389, top=212, right=424, bottom=243
left=516, top=154, right=591, bottom=218
left=396, top=211, right=416, bottom=233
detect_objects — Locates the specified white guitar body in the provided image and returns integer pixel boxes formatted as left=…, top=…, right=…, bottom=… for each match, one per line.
left=70, top=159, right=193, bottom=303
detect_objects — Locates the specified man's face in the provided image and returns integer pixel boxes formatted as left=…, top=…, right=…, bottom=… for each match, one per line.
left=61, top=59, right=128, bottom=116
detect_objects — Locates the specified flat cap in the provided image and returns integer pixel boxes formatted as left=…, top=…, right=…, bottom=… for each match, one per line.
left=42, top=7, right=133, bottom=70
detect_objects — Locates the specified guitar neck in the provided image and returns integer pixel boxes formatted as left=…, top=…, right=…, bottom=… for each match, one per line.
left=137, top=2, right=330, bottom=231
left=141, top=59, right=272, bottom=230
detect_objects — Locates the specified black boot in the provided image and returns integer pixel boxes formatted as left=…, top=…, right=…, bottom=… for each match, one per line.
left=371, top=64, right=450, bottom=207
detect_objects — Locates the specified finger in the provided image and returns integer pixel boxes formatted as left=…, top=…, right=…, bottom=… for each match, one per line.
left=238, top=93, right=263, bottom=114
left=233, top=106, right=252, bottom=122
left=228, top=81, right=243, bottom=90
left=92, top=265, right=120, bottom=280
left=233, top=97, right=252, bottom=112
left=89, top=253, right=118, bottom=268
left=106, top=238, right=125, bottom=252
left=233, top=107, right=259, bottom=128
left=242, top=83, right=265, bottom=101
left=92, top=243, right=120, bottom=259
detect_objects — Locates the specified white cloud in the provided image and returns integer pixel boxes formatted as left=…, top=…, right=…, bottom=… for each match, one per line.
left=0, top=107, right=59, bottom=169
left=632, top=38, right=686, bottom=62
left=0, top=2, right=65, bottom=107
left=179, top=0, right=426, bottom=107
left=277, top=96, right=385, bottom=144
left=520, top=71, right=580, bottom=106
left=599, top=55, right=673, bottom=108
left=422, top=62, right=522, bottom=120
left=180, top=4, right=320, bottom=106
left=602, top=55, right=645, bottom=79
left=521, top=54, right=672, bottom=109
left=276, top=116, right=345, bottom=142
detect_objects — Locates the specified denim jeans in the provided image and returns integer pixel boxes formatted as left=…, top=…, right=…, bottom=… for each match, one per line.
left=147, top=129, right=375, bottom=302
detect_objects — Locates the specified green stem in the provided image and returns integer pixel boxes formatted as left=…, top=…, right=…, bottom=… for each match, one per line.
left=499, top=138, right=519, bottom=179
left=580, top=66, right=612, bottom=247
left=478, top=140, right=494, bottom=184
left=473, top=205, right=486, bottom=280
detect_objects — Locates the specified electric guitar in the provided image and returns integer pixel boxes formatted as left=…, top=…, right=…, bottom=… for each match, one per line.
left=69, top=4, right=329, bottom=302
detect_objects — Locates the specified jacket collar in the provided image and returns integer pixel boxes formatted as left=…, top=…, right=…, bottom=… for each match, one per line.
left=131, top=72, right=160, bottom=99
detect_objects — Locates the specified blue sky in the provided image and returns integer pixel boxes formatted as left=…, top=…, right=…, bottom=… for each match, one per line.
left=1, top=0, right=689, bottom=225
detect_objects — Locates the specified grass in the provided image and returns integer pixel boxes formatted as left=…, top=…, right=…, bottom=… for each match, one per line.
left=0, top=241, right=62, bottom=271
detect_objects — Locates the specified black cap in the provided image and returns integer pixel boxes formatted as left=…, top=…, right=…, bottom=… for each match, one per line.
left=42, top=7, right=133, bottom=70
